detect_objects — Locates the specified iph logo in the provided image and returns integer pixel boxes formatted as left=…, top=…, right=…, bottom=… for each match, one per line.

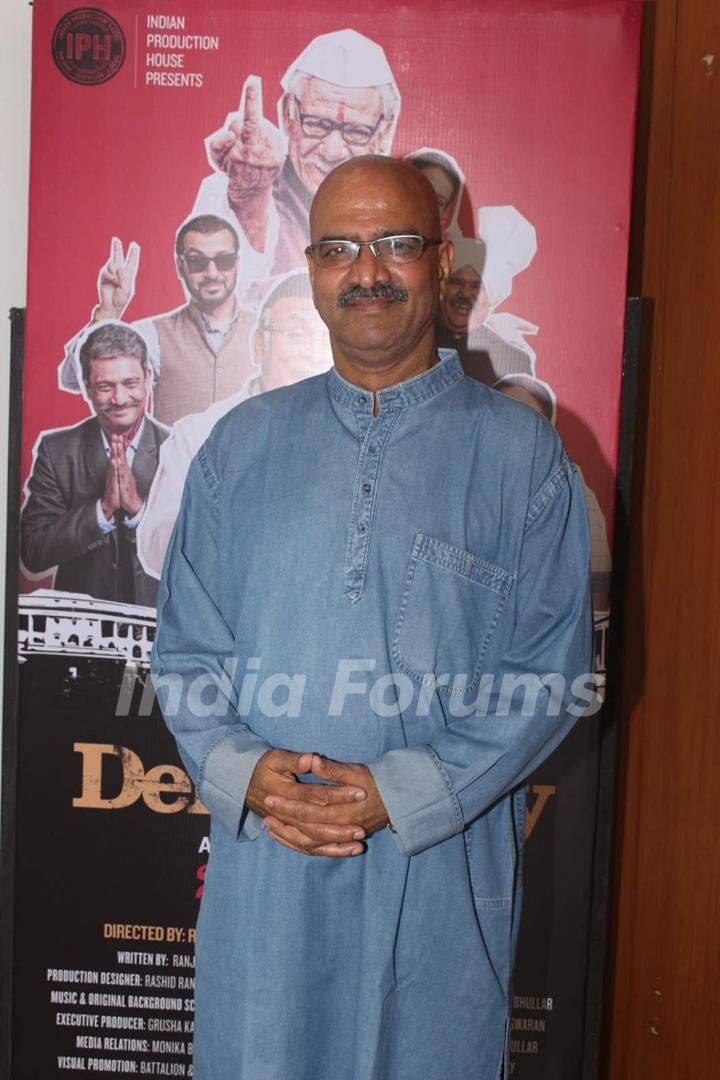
left=52, top=7, right=126, bottom=86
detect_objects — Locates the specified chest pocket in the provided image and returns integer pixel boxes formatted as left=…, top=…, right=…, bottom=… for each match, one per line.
left=392, top=533, right=513, bottom=696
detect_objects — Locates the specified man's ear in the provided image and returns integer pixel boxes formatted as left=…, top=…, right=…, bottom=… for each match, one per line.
left=251, top=327, right=267, bottom=369
left=369, top=113, right=395, bottom=154
left=438, top=240, right=454, bottom=295
left=280, top=92, right=294, bottom=136
left=305, top=251, right=317, bottom=291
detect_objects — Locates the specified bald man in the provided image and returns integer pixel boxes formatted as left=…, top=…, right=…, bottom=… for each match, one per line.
left=153, top=157, right=592, bottom=1080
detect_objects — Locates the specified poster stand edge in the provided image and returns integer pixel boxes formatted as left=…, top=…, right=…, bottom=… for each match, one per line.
left=580, top=295, right=649, bottom=1080
left=1, top=307, right=26, bottom=1080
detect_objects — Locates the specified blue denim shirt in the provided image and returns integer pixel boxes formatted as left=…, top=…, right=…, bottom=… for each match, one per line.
left=152, top=350, right=592, bottom=1080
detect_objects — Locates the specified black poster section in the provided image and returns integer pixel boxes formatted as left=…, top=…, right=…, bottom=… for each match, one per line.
left=12, top=661, right=202, bottom=1077
left=511, top=299, right=643, bottom=1080
left=2, top=309, right=26, bottom=1080
left=580, top=297, right=646, bottom=1080
left=1, top=306, right=641, bottom=1079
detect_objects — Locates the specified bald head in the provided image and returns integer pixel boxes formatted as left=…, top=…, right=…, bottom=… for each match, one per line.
left=309, top=156, right=441, bottom=241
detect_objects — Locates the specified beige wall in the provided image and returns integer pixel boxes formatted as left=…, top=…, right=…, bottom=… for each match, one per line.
left=0, top=2, right=33, bottom=826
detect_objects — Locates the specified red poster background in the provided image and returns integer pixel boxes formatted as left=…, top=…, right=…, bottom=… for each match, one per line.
left=23, top=0, right=641, bottom=576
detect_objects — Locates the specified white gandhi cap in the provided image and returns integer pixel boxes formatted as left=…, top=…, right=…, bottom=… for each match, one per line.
left=477, top=206, right=537, bottom=309
left=281, top=28, right=399, bottom=94
left=450, top=237, right=486, bottom=278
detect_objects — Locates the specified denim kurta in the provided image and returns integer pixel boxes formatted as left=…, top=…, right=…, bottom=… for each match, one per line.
left=152, top=351, right=592, bottom=1080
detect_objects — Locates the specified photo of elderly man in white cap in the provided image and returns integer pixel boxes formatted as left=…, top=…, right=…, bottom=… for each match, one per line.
left=193, top=28, right=401, bottom=282
left=436, top=207, right=539, bottom=384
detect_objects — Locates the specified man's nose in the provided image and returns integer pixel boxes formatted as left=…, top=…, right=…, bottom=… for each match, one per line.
left=110, top=384, right=130, bottom=406
left=318, top=127, right=352, bottom=163
left=354, top=243, right=392, bottom=287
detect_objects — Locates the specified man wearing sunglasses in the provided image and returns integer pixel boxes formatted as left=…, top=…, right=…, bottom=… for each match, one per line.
left=194, top=29, right=400, bottom=282
left=154, top=157, right=592, bottom=1079
left=57, top=214, right=258, bottom=427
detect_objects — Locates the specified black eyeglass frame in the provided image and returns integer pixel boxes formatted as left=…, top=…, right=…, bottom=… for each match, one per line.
left=293, top=96, right=385, bottom=147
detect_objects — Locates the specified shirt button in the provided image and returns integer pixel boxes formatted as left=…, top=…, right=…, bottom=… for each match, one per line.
left=357, top=523, right=366, bottom=533
left=217, top=366, right=225, bottom=374
left=362, top=482, right=371, bottom=494
left=347, top=589, right=360, bottom=601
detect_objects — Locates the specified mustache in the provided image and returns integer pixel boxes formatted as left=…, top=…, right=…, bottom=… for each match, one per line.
left=97, top=398, right=144, bottom=412
left=336, top=282, right=409, bottom=308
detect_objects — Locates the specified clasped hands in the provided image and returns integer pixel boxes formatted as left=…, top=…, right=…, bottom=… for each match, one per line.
left=101, top=436, right=144, bottom=522
left=245, top=749, right=390, bottom=858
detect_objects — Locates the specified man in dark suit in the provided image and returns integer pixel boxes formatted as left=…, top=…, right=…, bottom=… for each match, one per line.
left=22, top=322, right=168, bottom=607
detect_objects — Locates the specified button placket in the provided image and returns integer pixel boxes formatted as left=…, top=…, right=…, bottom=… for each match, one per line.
left=344, top=408, right=398, bottom=603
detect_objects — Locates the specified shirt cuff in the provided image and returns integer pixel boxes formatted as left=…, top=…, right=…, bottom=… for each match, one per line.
left=199, top=731, right=271, bottom=841
left=122, top=501, right=146, bottom=529
left=95, top=499, right=116, bottom=534
left=367, top=744, right=464, bottom=857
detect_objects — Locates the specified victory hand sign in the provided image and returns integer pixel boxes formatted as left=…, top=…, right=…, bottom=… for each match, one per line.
left=97, top=237, right=140, bottom=321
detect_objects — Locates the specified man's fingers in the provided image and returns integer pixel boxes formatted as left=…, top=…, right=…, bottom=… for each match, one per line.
left=268, top=781, right=365, bottom=806
left=110, top=236, right=123, bottom=268
left=210, top=130, right=236, bottom=163
left=265, top=831, right=307, bottom=855
left=264, top=807, right=364, bottom=842
left=264, top=818, right=363, bottom=857
left=319, top=782, right=366, bottom=803
left=294, top=751, right=314, bottom=774
left=310, top=754, right=355, bottom=783
left=264, top=794, right=364, bottom=826
left=265, top=748, right=314, bottom=775
left=113, top=440, right=128, bottom=476
left=125, top=241, right=140, bottom=280
left=241, top=76, right=263, bottom=137
left=265, top=816, right=319, bottom=847
left=266, top=831, right=360, bottom=858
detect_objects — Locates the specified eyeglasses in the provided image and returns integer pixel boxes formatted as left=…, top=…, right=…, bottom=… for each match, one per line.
left=305, top=235, right=440, bottom=268
left=180, top=252, right=238, bottom=273
left=295, top=98, right=383, bottom=147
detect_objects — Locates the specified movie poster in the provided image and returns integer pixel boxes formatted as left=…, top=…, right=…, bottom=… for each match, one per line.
left=9, top=2, right=640, bottom=1075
